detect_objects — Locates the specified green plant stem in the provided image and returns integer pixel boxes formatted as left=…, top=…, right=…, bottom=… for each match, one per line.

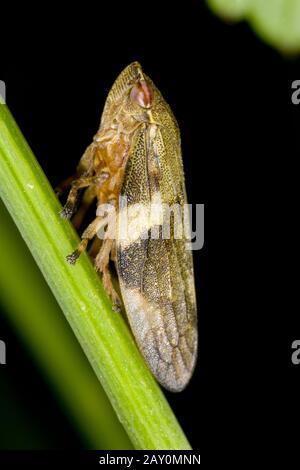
left=0, top=199, right=132, bottom=450
left=0, top=102, right=191, bottom=450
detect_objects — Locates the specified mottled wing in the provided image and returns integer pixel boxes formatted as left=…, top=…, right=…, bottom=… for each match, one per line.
left=116, top=87, right=197, bottom=392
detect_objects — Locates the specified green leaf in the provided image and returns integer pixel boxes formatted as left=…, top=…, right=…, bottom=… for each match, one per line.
left=207, top=0, right=300, bottom=53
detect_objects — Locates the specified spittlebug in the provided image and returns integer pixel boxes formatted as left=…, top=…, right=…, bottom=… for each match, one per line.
left=58, top=62, right=197, bottom=392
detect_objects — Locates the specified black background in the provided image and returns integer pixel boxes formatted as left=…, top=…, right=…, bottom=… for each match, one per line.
left=0, top=0, right=298, bottom=457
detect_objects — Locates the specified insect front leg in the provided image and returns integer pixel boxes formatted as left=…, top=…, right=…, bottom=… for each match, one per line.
left=60, top=176, right=95, bottom=219
left=66, top=215, right=108, bottom=264
left=60, top=169, right=110, bottom=220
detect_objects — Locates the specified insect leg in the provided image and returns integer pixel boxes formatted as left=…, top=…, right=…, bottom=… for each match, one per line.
left=60, top=176, right=95, bottom=219
left=66, top=216, right=108, bottom=264
left=95, top=238, right=121, bottom=312
left=60, top=167, right=111, bottom=220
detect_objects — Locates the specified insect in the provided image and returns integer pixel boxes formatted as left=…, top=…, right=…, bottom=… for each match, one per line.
left=57, top=62, right=197, bottom=392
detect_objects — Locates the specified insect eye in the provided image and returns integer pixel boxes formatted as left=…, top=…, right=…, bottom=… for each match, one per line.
left=130, top=80, right=153, bottom=108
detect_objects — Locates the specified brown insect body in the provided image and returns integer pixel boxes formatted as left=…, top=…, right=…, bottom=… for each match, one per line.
left=59, top=62, right=197, bottom=392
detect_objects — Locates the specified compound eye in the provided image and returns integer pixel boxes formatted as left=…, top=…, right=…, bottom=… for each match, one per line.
left=130, top=79, right=153, bottom=108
